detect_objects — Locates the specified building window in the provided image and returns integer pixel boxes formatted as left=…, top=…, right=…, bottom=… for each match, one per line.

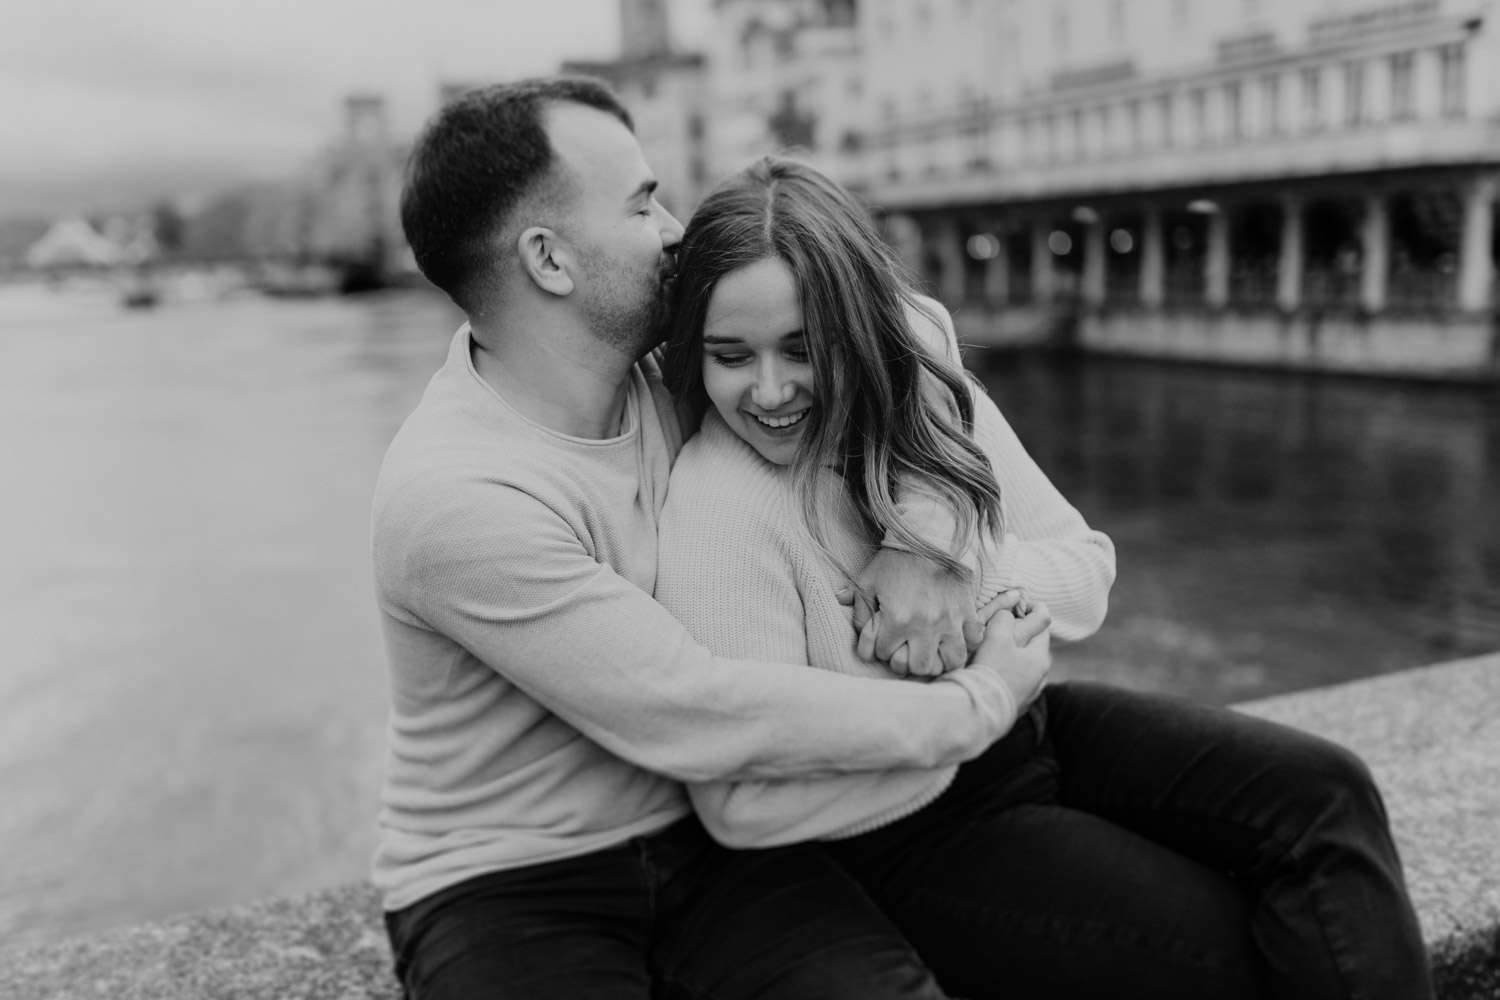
left=1054, top=8, right=1071, bottom=56
left=1439, top=44, right=1466, bottom=118
left=1071, top=108, right=1085, bottom=158
left=1109, top=0, right=1126, bottom=36
left=1173, top=0, right=1190, bottom=27
left=1390, top=53, right=1415, bottom=120
left=1190, top=88, right=1207, bottom=145
left=1225, top=81, right=1243, bottom=140
left=1261, top=74, right=1282, bottom=135
left=1127, top=98, right=1143, bottom=151
left=1344, top=62, right=1365, bottom=126
left=1159, top=92, right=1175, bottom=148
left=1301, top=67, right=1323, bottom=131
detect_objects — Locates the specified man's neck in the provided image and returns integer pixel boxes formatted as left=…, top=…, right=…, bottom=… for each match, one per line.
left=469, top=313, right=636, bottom=440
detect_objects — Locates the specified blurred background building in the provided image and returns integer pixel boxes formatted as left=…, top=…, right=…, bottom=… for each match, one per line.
left=14, top=0, right=1497, bottom=377
left=553, top=0, right=1500, bottom=378
left=845, top=0, right=1500, bottom=378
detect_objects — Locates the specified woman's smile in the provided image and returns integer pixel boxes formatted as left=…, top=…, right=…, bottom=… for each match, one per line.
left=748, top=408, right=810, bottom=432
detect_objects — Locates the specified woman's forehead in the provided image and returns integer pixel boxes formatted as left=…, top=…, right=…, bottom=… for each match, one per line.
left=704, top=259, right=801, bottom=337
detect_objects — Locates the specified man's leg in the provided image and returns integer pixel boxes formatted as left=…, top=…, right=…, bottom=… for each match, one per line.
left=825, top=708, right=1272, bottom=1000
left=649, top=817, right=948, bottom=1000
left=1045, top=681, right=1435, bottom=1000
left=384, top=847, right=652, bottom=1000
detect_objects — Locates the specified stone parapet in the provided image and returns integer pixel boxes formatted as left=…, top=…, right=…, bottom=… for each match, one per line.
left=1238, top=652, right=1500, bottom=998
left=3, top=653, right=1497, bottom=999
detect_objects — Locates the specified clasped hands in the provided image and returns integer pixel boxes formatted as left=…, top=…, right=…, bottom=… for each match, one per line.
left=836, top=546, right=1052, bottom=710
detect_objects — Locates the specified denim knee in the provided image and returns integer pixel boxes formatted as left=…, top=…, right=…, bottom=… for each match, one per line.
left=1274, top=735, right=1390, bottom=854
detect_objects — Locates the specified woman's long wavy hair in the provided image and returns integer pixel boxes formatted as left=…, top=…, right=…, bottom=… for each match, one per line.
left=662, top=156, right=1003, bottom=583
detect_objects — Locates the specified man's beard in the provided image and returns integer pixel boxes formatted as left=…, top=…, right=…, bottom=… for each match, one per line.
left=581, top=254, right=673, bottom=357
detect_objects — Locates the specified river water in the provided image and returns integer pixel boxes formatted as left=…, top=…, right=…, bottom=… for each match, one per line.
left=1, top=282, right=1497, bottom=952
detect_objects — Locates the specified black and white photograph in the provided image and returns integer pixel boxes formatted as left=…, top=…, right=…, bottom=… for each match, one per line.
left=1, top=1, right=1497, bottom=997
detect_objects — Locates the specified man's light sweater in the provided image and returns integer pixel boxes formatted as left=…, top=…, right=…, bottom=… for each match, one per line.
left=656, top=336, right=1116, bottom=848
left=369, top=326, right=1021, bottom=911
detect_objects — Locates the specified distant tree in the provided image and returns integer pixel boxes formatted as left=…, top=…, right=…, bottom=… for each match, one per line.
left=152, top=201, right=185, bottom=256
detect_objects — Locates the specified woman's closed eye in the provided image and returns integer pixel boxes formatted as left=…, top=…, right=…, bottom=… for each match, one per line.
left=706, top=351, right=752, bottom=368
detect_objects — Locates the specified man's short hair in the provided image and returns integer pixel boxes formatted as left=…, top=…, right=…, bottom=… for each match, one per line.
left=400, top=77, right=634, bottom=313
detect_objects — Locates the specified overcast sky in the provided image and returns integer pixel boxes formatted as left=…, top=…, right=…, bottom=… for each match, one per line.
left=0, top=0, right=709, bottom=217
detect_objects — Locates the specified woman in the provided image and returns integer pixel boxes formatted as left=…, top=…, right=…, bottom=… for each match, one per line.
left=655, top=157, right=1433, bottom=1000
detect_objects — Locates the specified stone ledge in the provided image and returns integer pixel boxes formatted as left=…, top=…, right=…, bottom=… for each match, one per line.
left=1237, top=652, right=1500, bottom=1000
left=4, top=653, right=1497, bottom=1000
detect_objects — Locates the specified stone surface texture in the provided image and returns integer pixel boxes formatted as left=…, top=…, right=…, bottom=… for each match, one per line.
left=3, top=653, right=1496, bottom=999
left=1239, top=652, right=1500, bottom=1000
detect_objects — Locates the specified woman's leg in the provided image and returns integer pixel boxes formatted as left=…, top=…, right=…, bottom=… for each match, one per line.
left=826, top=709, right=1272, bottom=1000
left=1044, top=681, right=1434, bottom=1000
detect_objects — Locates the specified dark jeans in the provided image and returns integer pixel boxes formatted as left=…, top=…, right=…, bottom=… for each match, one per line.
left=826, top=681, right=1434, bottom=1000
left=384, top=814, right=947, bottom=1000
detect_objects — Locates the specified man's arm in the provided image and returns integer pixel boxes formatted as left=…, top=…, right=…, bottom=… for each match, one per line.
left=383, top=483, right=1015, bottom=785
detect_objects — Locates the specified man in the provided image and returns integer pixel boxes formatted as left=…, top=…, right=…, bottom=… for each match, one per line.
left=372, top=77, right=1049, bottom=999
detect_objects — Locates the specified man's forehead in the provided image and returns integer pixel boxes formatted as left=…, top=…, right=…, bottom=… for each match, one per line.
left=545, top=102, right=651, bottom=198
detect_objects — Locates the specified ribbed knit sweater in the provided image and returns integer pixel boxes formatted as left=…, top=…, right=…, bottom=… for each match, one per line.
left=369, top=326, right=1022, bottom=911
left=655, top=308, right=1116, bottom=848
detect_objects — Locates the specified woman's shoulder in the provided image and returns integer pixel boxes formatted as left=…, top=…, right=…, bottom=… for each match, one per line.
left=903, top=294, right=959, bottom=362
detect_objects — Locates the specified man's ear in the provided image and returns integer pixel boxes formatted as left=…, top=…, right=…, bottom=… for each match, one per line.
left=517, top=226, right=576, bottom=297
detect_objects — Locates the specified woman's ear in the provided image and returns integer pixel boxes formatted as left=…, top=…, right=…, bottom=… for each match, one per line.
left=517, top=226, right=576, bottom=296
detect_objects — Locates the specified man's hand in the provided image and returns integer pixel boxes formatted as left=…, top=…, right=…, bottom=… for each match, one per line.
left=836, top=547, right=979, bottom=678
left=969, top=593, right=1052, bottom=713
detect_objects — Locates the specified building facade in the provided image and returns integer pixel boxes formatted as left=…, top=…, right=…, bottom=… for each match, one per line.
left=564, top=0, right=712, bottom=218
left=845, top=0, right=1500, bottom=378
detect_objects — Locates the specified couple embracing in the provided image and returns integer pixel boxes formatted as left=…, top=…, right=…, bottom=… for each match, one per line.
left=370, top=77, right=1432, bottom=1000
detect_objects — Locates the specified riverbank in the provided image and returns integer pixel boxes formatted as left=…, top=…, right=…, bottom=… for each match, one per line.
left=4, top=652, right=1496, bottom=1000
left=954, top=301, right=1500, bottom=382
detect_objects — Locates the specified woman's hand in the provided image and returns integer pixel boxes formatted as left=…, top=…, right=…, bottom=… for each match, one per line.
left=840, top=547, right=979, bottom=678
left=969, top=591, right=1052, bottom=712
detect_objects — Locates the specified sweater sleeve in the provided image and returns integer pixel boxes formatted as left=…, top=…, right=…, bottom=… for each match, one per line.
left=387, top=479, right=1016, bottom=785
left=656, top=465, right=982, bottom=847
left=969, top=388, right=1116, bottom=641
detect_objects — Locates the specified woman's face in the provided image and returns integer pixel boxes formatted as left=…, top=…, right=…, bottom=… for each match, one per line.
left=700, top=256, right=815, bottom=467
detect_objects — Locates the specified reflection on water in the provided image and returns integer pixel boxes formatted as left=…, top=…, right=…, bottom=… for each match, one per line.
left=1, top=284, right=1496, bottom=952
left=970, top=348, right=1500, bottom=702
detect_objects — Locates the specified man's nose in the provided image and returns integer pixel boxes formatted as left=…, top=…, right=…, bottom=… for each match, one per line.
left=661, top=208, right=684, bottom=249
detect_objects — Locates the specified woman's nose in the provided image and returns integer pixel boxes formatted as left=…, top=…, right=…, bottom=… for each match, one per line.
left=751, top=361, right=793, bottom=409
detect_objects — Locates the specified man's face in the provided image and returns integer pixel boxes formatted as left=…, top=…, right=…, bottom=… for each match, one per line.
left=545, top=103, right=684, bottom=355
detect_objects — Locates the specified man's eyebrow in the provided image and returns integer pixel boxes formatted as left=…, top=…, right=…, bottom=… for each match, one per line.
left=629, top=179, right=658, bottom=203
